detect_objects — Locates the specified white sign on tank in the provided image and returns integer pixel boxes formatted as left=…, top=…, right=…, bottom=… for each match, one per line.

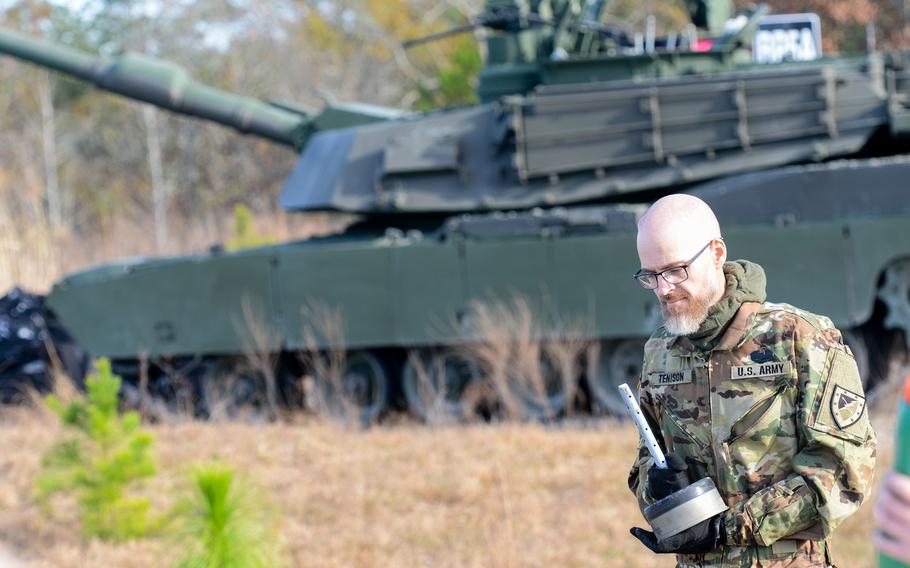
left=753, top=13, right=822, bottom=64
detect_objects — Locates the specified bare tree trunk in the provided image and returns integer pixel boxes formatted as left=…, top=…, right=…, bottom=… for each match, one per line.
left=37, top=71, right=61, bottom=228
left=902, top=0, right=908, bottom=45
left=142, top=104, right=169, bottom=252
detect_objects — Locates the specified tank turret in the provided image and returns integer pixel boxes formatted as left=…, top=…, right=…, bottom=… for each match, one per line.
left=4, top=2, right=874, bottom=217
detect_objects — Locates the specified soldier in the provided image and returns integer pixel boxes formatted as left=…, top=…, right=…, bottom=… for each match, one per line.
left=626, top=194, right=876, bottom=567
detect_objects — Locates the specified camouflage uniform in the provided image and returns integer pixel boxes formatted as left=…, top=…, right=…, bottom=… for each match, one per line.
left=628, top=300, right=877, bottom=567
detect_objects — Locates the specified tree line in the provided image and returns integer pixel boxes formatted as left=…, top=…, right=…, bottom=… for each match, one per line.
left=0, top=0, right=903, bottom=267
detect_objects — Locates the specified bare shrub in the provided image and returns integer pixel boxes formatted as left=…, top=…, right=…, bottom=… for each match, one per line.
left=506, top=298, right=549, bottom=420
left=165, top=297, right=284, bottom=423
left=160, top=359, right=210, bottom=423
left=458, top=371, right=499, bottom=419
left=543, top=334, right=594, bottom=419
left=296, top=302, right=373, bottom=428
left=583, top=340, right=604, bottom=411
left=237, top=297, right=280, bottom=421
left=458, top=295, right=593, bottom=421
left=403, top=349, right=478, bottom=425
left=18, top=365, right=81, bottom=425
left=121, top=353, right=202, bottom=425
left=404, top=350, right=449, bottom=424
left=0, top=199, right=61, bottom=293
left=137, top=353, right=151, bottom=420
left=459, top=299, right=519, bottom=419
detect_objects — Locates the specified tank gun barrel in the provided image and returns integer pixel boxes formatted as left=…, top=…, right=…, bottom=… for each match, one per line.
left=0, top=27, right=307, bottom=148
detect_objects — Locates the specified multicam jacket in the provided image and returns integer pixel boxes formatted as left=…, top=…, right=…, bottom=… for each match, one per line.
left=628, top=301, right=877, bottom=567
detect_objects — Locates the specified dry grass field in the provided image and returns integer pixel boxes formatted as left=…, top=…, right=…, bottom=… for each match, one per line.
left=0, top=206, right=899, bottom=567
left=0, top=370, right=901, bottom=568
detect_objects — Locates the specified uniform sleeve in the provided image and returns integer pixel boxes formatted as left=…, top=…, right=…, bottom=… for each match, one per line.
left=627, top=386, right=662, bottom=512
left=722, top=324, right=877, bottom=546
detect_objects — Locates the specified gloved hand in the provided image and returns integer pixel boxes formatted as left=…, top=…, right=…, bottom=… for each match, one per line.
left=646, top=452, right=690, bottom=501
left=631, top=514, right=725, bottom=554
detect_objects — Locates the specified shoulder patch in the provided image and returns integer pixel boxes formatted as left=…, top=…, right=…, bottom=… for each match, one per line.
left=830, top=385, right=866, bottom=429
left=808, top=348, right=869, bottom=444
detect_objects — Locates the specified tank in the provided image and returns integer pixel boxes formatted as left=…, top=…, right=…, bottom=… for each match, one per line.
left=3, top=0, right=910, bottom=422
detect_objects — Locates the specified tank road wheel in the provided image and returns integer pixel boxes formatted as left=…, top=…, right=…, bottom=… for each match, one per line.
left=588, top=338, right=647, bottom=415
left=313, top=350, right=389, bottom=427
left=402, top=348, right=480, bottom=422
left=841, top=329, right=871, bottom=389
left=879, top=259, right=910, bottom=346
left=137, top=358, right=209, bottom=419
left=197, top=357, right=276, bottom=421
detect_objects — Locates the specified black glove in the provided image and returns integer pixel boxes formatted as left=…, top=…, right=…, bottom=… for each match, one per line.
left=646, top=453, right=689, bottom=501
left=630, top=514, right=725, bottom=554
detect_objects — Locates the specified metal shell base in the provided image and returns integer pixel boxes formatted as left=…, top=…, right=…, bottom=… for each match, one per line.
left=643, top=477, right=729, bottom=541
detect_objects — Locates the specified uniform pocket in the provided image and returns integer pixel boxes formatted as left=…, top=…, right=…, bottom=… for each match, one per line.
left=726, top=384, right=798, bottom=482
left=727, top=386, right=785, bottom=445
left=661, top=405, right=709, bottom=451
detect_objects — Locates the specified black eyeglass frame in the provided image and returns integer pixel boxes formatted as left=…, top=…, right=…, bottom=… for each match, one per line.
left=633, top=238, right=721, bottom=290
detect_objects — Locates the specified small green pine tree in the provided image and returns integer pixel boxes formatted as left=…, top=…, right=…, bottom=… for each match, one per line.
left=36, top=358, right=156, bottom=540
left=225, top=204, right=276, bottom=251
left=172, top=464, right=284, bottom=568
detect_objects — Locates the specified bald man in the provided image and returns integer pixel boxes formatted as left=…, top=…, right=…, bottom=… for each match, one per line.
left=626, top=194, right=876, bottom=567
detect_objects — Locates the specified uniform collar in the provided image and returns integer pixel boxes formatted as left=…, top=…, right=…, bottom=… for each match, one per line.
left=714, top=301, right=763, bottom=351
left=668, top=301, right=763, bottom=356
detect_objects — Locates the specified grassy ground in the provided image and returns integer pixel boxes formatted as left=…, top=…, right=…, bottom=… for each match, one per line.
left=0, top=379, right=898, bottom=568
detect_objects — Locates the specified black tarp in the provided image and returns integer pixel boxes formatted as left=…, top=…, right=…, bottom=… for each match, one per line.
left=0, top=287, right=86, bottom=403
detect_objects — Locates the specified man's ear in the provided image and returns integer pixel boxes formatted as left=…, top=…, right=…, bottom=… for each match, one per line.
left=713, top=239, right=727, bottom=266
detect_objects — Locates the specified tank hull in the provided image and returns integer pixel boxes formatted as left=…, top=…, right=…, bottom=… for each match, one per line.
left=48, top=156, right=910, bottom=359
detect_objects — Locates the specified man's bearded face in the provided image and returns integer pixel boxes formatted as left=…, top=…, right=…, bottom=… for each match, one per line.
left=659, top=266, right=724, bottom=336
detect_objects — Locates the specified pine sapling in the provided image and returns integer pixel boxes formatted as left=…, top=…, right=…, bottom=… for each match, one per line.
left=172, top=463, right=284, bottom=568
left=36, top=357, right=156, bottom=540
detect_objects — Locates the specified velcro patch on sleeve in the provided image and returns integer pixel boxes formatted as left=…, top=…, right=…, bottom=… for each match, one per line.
left=809, top=348, right=868, bottom=444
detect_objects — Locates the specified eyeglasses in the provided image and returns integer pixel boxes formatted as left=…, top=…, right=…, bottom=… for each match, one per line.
left=633, top=239, right=719, bottom=290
